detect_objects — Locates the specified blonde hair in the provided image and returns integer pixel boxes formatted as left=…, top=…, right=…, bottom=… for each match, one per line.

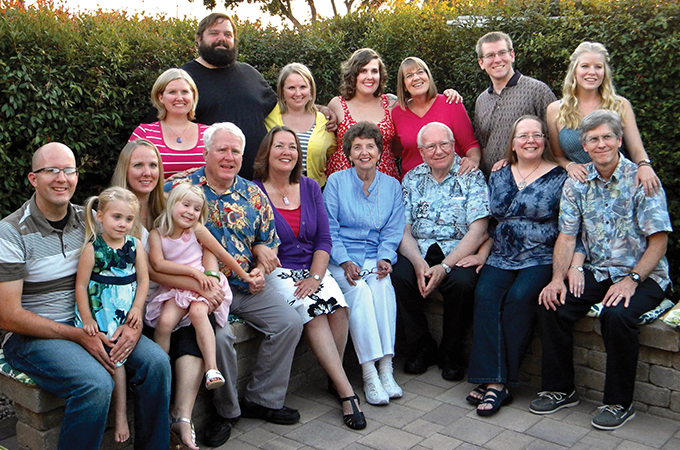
left=151, top=68, right=199, bottom=121
left=154, top=183, right=208, bottom=237
left=277, top=63, right=317, bottom=115
left=111, top=139, right=166, bottom=228
left=396, top=57, right=438, bottom=110
left=82, top=186, right=141, bottom=251
left=558, top=42, right=625, bottom=130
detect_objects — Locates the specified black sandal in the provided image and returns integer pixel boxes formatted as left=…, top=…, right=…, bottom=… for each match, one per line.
left=340, top=395, right=367, bottom=430
left=466, top=384, right=487, bottom=406
left=477, top=387, right=513, bottom=417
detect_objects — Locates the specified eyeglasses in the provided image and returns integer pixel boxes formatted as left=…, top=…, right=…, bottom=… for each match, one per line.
left=422, top=140, right=453, bottom=153
left=584, top=134, right=618, bottom=146
left=403, top=69, right=427, bottom=81
left=33, top=167, right=79, bottom=176
left=359, top=267, right=378, bottom=278
left=481, top=49, right=512, bottom=60
left=514, top=133, right=545, bottom=142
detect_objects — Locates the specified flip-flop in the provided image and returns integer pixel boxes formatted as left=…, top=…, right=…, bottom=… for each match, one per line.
left=477, top=387, right=513, bottom=417
left=466, top=384, right=487, bottom=406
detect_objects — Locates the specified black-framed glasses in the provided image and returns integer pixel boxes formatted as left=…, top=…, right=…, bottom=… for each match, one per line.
left=359, top=267, right=379, bottom=278
left=33, top=167, right=79, bottom=176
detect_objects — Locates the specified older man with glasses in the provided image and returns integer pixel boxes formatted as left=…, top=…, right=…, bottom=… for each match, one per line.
left=532, top=109, right=672, bottom=430
left=392, top=122, right=490, bottom=382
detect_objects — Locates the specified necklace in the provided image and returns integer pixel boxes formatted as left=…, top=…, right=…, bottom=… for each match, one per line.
left=164, top=121, right=191, bottom=143
left=366, top=175, right=381, bottom=228
left=515, top=162, right=542, bottom=190
left=269, top=182, right=291, bottom=206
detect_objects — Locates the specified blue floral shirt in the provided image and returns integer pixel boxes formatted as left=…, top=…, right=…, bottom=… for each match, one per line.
left=402, top=158, right=490, bottom=258
left=166, top=168, right=279, bottom=293
left=559, top=155, right=672, bottom=289
left=487, top=165, right=567, bottom=270
left=324, top=169, right=405, bottom=266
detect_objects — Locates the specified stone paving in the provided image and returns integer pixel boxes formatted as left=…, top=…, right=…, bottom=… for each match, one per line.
left=1, top=357, right=680, bottom=449
left=211, top=358, right=680, bottom=450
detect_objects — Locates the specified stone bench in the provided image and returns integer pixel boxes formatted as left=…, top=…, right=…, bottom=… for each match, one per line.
left=423, top=296, right=680, bottom=420
left=0, top=322, right=323, bottom=450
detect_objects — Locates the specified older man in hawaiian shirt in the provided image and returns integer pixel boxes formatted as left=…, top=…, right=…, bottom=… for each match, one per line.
left=392, top=122, right=490, bottom=381
left=532, top=110, right=672, bottom=430
left=167, top=122, right=303, bottom=446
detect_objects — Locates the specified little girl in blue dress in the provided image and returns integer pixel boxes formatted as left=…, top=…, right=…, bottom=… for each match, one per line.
left=75, top=186, right=149, bottom=444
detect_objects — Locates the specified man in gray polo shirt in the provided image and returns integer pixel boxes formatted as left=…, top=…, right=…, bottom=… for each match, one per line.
left=474, top=31, right=556, bottom=175
left=0, top=143, right=171, bottom=450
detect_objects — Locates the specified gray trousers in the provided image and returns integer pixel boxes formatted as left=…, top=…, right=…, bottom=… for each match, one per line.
left=214, top=284, right=304, bottom=418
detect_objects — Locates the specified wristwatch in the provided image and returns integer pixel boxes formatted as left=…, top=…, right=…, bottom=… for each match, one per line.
left=311, top=274, right=322, bottom=282
left=570, top=265, right=584, bottom=273
left=628, top=272, right=641, bottom=284
left=440, top=262, right=452, bottom=274
left=637, top=159, right=652, bottom=168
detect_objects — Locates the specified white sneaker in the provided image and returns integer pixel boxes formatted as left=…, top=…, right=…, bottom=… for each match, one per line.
left=363, top=376, right=389, bottom=405
left=379, top=372, right=403, bottom=399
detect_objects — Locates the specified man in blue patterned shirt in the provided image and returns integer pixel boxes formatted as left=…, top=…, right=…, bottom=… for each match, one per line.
left=532, top=110, right=672, bottom=430
left=393, top=122, right=490, bottom=381
left=168, top=122, right=303, bottom=446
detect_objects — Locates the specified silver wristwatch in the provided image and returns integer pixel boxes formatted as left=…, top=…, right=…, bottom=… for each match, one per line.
left=311, top=274, right=322, bottom=282
left=440, top=263, right=452, bottom=274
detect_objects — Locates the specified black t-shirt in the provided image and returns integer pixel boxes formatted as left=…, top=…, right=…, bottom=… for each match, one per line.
left=181, top=60, right=278, bottom=180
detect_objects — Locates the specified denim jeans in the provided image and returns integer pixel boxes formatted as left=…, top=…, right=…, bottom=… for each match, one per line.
left=468, top=264, right=551, bottom=386
left=4, top=331, right=171, bottom=450
left=539, top=269, right=664, bottom=405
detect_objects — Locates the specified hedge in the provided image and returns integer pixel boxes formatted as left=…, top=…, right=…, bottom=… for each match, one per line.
left=1, top=0, right=679, bottom=291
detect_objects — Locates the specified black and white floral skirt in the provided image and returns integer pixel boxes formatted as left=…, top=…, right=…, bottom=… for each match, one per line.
left=266, top=268, right=348, bottom=324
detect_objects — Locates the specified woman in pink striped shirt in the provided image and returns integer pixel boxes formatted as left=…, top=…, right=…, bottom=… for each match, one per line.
left=130, top=68, right=209, bottom=179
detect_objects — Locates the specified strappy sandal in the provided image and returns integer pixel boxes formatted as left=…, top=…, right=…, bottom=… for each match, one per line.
left=170, top=416, right=198, bottom=450
left=477, top=387, right=513, bottom=417
left=205, top=369, right=225, bottom=390
left=339, top=395, right=367, bottom=430
left=466, top=384, right=487, bottom=406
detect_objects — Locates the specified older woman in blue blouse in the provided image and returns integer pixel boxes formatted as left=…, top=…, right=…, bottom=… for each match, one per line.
left=253, top=126, right=365, bottom=430
left=324, top=121, right=405, bottom=406
left=462, top=116, right=568, bottom=416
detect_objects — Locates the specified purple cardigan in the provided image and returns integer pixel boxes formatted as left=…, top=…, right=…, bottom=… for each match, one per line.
left=253, top=176, right=332, bottom=270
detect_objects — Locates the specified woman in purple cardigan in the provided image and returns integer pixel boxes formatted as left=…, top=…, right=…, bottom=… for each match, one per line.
left=253, top=126, right=366, bottom=430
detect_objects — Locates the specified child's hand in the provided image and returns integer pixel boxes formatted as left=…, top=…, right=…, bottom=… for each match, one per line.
left=83, top=319, right=99, bottom=337
left=126, top=307, right=143, bottom=329
left=246, top=270, right=265, bottom=292
left=193, top=270, right=214, bottom=291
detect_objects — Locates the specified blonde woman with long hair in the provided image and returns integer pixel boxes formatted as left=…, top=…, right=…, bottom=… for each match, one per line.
left=546, top=41, right=660, bottom=195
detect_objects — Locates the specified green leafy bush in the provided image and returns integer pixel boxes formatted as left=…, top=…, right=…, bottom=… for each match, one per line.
left=2, top=0, right=679, bottom=291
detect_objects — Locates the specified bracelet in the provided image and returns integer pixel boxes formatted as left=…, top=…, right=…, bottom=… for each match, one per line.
left=638, top=161, right=652, bottom=168
left=566, top=162, right=575, bottom=170
left=205, top=270, right=221, bottom=280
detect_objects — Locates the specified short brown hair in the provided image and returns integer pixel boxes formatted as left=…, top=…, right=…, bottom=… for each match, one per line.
left=196, top=13, right=236, bottom=43
left=476, top=31, right=513, bottom=59
left=342, top=122, right=384, bottom=162
left=340, top=48, right=387, bottom=100
left=253, top=126, right=303, bottom=184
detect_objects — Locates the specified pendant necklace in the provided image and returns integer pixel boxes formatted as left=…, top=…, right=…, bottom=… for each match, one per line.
left=270, top=183, right=291, bottom=206
left=515, top=162, right=541, bottom=190
left=164, top=121, right=191, bottom=143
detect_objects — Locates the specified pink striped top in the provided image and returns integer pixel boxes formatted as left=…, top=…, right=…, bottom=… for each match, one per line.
left=129, top=121, right=209, bottom=177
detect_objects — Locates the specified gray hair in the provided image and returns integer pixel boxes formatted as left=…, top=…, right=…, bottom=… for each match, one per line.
left=579, top=109, right=623, bottom=144
left=417, top=122, right=454, bottom=148
left=204, top=122, right=246, bottom=153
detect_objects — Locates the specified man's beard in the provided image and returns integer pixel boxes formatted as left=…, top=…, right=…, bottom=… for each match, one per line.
left=198, top=41, right=238, bottom=68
